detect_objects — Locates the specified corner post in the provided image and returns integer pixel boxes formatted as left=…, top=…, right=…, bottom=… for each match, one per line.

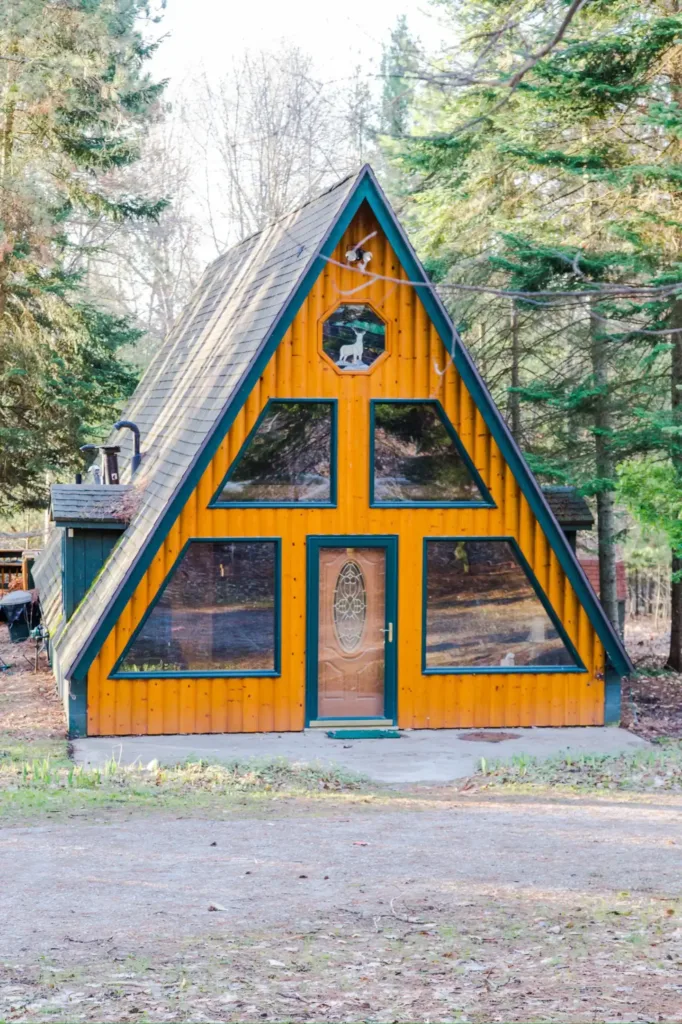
left=68, top=673, right=88, bottom=737
left=604, top=662, right=621, bottom=725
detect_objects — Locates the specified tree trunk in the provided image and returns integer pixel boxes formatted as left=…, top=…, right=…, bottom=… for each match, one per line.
left=509, top=305, right=522, bottom=441
left=0, top=36, right=18, bottom=322
left=666, top=296, right=682, bottom=669
left=665, top=6, right=682, bottom=666
left=590, top=303, right=620, bottom=629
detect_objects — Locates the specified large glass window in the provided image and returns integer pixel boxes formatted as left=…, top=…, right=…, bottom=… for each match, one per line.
left=115, top=541, right=278, bottom=676
left=214, top=401, right=334, bottom=504
left=424, top=540, right=579, bottom=671
left=372, top=401, right=490, bottom=505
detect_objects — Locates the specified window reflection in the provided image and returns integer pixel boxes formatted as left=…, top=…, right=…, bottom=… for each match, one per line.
left=118, top=541, right=277, bottom=674
left=217, top=401, right=333, bottom=503
left=425, top=540, right=577, bottom=669
left=373, top=402, right=486, bottom=503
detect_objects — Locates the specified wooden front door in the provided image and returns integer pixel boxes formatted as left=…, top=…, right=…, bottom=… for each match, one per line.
left=308, top=539, right=397, bottom=722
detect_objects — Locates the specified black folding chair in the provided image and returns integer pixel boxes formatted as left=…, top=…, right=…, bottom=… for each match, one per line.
left=8, top=614, right=30, bottom=643
left=3, top=598, right=36, bottom=668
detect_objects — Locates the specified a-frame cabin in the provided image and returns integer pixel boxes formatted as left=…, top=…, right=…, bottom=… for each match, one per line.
left=34, top=165, right=631, bottom=737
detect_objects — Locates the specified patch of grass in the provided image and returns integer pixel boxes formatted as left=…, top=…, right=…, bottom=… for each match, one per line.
left=475, top=739, right=682, bottom=792
left=178, top=755, right=369, bottom=792
left=0, top=733, right=70, bottom=767
left=0, top=753, right=372, bottom=821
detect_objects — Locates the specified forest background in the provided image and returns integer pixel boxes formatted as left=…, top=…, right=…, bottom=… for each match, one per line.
left=1, top=0, right=681, bottom=665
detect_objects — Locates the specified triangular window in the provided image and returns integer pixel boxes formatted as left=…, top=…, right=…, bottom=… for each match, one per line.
left=424, top=539, right=581, bottom=671
left=113, top=540, right=278, bottom=676
left=372, top=401, right=492, bottom=506
left=212, top=400, right=335, bottom=505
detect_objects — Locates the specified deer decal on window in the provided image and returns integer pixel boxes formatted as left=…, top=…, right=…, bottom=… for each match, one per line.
left=337, top=328, right=366, bottom=367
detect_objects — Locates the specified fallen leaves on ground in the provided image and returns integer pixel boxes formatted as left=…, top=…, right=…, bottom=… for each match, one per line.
left=623, top=621, right=682, bottom=740
left=2, top=891, right=681, bottom=1022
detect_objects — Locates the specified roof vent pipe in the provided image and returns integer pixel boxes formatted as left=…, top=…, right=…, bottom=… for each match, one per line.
left=80, top=444, right=120, bottom=485
left=114, top=420, right=142, bottom=474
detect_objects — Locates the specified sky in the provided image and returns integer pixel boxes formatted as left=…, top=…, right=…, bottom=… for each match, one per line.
left=151, top=0, right=446, bottom=89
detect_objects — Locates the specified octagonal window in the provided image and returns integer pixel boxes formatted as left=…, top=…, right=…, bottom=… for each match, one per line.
left=322, top=304, right=386, bottom=371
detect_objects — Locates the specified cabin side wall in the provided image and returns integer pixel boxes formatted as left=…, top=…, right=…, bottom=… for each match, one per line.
left=85, top=205, right=605, bottom=735
left=63, top=528, right=124, bottom=621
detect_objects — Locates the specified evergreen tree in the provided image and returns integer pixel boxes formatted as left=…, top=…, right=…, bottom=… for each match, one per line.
left=0, top=0, right=167, bottom=514
left=380, top=16, right=420, bottom=138
left=391, top=0, right=682, bottom=659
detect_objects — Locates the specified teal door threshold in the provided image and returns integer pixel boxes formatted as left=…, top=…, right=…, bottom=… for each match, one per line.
left=326, top=728, right=402, bottom=740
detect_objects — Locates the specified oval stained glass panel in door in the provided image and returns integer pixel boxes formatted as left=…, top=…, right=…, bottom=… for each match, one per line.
left=332, top=561, right=367, bottom=652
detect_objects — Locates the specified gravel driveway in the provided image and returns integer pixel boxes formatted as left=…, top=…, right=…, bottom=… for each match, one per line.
left=2, top=791, right=682, bottom=1021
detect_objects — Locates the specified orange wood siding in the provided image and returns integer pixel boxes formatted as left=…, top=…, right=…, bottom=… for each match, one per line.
left=86, top=203, right=605, bottom=734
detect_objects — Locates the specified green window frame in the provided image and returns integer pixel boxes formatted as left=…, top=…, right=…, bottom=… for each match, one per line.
left=110, top=537, right=281, bottom=679
left=369, top=399, right=495, bottom=508
left=421, top=536, right=585, bottom=675
left=209, top=398, right=338, bottom=508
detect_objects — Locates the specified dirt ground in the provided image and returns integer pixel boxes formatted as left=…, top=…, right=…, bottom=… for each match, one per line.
left=623, top=620, right=682, bottom=739
left=2, top=792, right=682, bottom=1023
left=0, top=632, right=65, bottom=743
left=3, top=625, right=682, bottom=1021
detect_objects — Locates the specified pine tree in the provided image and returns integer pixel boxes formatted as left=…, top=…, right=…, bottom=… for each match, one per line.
left=380, top=16, right=420, bottom=139
left=0, top=0, right=167, bottom=514
left=391, top=0, right=682, bottom=656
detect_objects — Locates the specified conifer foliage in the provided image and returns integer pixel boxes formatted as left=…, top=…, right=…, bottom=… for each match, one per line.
left=0, top=0, right=167, bottom=513
left=392, top=0, right=682, bottom=664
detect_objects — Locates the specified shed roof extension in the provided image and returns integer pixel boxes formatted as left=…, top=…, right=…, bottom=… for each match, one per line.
left=542, top=487, right=594, bottom=530
left=52, top=164, right=633, bottom=682
left=50, top=485, right=134, bottom=526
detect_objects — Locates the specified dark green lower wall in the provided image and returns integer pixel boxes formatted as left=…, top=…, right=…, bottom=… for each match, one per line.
left=61, top=526, right=123, bottom=737
left=63, top=528, right=123, bottom=621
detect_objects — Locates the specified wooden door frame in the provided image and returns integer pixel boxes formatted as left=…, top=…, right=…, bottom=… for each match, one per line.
left=305, top=535, right=398, bottom=726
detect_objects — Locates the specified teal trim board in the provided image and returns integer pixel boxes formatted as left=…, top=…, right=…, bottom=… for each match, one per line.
left=110, top=537, right=282, bottom=680
left=209, top=398, right=338, bottom=508
left=68, top=672, right=87, bottom=738
left=305, top=535, right=398, bottom=727
left=326, top=729, right=402, bottom=739
left=64, top=164, right=632, bottom=735
left=421, top=536, right=587, bottom=676
left=604, top=664, right=622, bottom=725
left=368, top=398, right=496, bottom=509
left=58, top=521, right=127, bottom=531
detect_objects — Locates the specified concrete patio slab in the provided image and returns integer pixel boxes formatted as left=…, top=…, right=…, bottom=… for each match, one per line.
left=72, top=726, right=649, bottom=784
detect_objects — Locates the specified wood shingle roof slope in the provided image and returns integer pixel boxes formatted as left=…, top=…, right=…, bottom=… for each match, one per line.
left=32, top=528, right=64, bottom=640
left=53, top=162, right=633, bottom=695
left=53, top=168, right=361, bottom=680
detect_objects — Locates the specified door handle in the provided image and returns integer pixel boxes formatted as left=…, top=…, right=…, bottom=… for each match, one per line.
left=380, top=622, right=394, bottom=643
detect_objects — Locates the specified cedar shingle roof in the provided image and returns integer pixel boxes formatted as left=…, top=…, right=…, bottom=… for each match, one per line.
left=50, top=485, right=134, bottom=524
left=542, top=487, right=594, bottom=530
left=53, top=170, right=360, bottom=678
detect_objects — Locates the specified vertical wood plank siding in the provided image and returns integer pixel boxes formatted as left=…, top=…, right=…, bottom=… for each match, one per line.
left=87, top=204, right=605, bottom=733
